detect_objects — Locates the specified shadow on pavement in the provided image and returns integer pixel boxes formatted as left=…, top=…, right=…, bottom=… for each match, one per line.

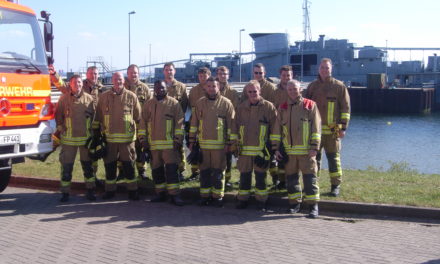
left=0, top=190, right=303, bottom=229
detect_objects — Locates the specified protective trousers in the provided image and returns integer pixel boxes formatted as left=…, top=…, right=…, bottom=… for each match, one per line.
left=285, top=155, right=319, bottom=205
left=237, top=156, right=268, bottom=202
left=199, top=149, right=226, bottom=199
left=317, top=134, right=342, bottom=185
left=103, top=142, right=137, bottom=191
left=59, top=144, right=95, bottom=193
left=151, top=149, right=180, bottom=195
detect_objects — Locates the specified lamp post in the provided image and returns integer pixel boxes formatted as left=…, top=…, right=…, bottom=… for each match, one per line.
left=128, top=11, right=136, bottom=65
left=239, top=28, right=245, bottom=82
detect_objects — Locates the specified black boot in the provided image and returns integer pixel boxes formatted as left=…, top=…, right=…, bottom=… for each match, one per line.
left=330, top=184, right=340, bottom=197
left=288, top=203, right=301, bottom=214
left=256, top=201, right=267, bottom=212
left=212, top=197, right=224, bottom=208
left=86, top=189, right=96, bottom=201
left=198, top=197, right=211, bottom=206
left=170, top=194, right=185, bottom=206
left=128, top=190, right=140, bottom=201
left=150, top=191, right=167, bottom=202
left=308, top=203, right=319, bottom=218
left=236, top=200, right=248, bottom=209
left=60, top=192, right=69, bottom=202
left=102, top=191, right=115, bottom=200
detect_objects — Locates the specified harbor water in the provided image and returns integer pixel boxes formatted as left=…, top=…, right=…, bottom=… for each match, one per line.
left=338, top=113, right=440, bottom=174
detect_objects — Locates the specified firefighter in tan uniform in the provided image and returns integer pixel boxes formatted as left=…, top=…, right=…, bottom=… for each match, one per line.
left=233, top=80, right=280, bottom=211
left=163, top=62, right=189, bottom=180
left=189, top=77, right=236, bottom=207
left=50, top=66, right=106, bottom=183
left=276, top=79, right=321, bottom=218
left=187, top=67, right=211, bottom=180
left=241, top=63, right=276, bottom=103
left=56, top=75, right=96, bottom=202
left=118, top=64, right=152, bottom=181
left=94, top=72, right=142, bottom=200
left=139, top=80, right=185, bottom=206
left=304, top=58, right=350, bottom=197
left=216, top=66, right=240, bottom=188
left=271, top=65, right=294, bottom=189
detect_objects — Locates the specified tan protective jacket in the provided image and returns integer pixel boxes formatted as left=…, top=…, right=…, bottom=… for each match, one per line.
left=304, top=76, right=351, bottom=135
left=125, top=80, right=151, bottom=106
left=188, top=83, right=205, bottom=111
left=273, top=83, right=288, bottom=109
left=138, top=96, right=184, bottom=150
left=94, top=88, right=141, bottom=143
left=56, top=91, right=95, bottom=146
left=220, top=82, right=240, bottom=108
left=166, top=79, right=188, bottom=113
left=189, top=95, right=235, bottom=150
left=277, top=96, right=321, bottom=155
left=241, top=79, right=276, bottom=103
left=233, top=98, right=280, bottom=156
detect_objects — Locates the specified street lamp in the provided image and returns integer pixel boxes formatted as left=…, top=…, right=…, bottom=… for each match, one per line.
left=239, top=28, right=245, bottom=82
left=128, top=11, right=136, bottom=65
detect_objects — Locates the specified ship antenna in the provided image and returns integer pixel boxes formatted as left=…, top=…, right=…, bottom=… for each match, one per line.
left=303, top=0, right=312, bottom=42
left=301, top=0, right=312, bottom=80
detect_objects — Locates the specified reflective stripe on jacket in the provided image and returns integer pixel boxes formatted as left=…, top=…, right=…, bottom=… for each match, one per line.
left=189, top=95, right=235, bottom=150
left=139, top=96, right=184, bottom=150
left=56, top=91, right=95, bottom=146
left=277, top=96, right=321, bottom=155
left=305, top=76, right=350, bottom=134
left=95, top=88, right=141, bottom=143
left=233, top=98, right=280, bottom=156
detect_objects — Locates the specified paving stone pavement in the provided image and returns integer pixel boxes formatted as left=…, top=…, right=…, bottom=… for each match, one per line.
left=1, top=187, right=440, bottom=264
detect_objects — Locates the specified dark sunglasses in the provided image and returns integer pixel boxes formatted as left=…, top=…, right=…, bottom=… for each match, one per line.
left=254, top=71, right=263, bottom=75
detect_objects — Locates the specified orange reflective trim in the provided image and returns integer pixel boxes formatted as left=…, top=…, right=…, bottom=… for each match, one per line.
left=0, top=73, right=50, bottom=97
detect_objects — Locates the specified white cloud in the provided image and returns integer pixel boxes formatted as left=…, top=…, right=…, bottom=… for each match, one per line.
left=77, top=31, right=96, bottom=40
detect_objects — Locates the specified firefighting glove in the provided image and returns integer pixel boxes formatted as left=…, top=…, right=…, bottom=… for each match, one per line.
left=144, top=148, right=151, bottom=163
left=255, top=147, right=271, bottom=169
left=52, top=130, right=61, bottom=150
left=173, top=140, right=182, bottom=151
left=187, top=142, right=201, bottom=165
left=184, top=121, right=191, bottom=147
left=141, top=138, right=151, bottom=163
left=229, top=143, right=239, bottom=158
left=278, top=146, right=289, bottom=165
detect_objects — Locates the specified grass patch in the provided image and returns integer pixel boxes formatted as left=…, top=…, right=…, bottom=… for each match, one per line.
left=12, top=153, right=440, bottom=208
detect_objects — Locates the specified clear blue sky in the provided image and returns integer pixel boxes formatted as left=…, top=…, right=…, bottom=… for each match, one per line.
left=20, top=0, right=440, bottom=73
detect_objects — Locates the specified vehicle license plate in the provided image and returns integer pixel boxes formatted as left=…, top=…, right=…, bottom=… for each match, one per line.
left=0, top=134, right=20, bottom=145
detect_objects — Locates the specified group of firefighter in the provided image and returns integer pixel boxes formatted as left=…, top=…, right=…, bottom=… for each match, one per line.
left=49, top=57, right=350, bottom=219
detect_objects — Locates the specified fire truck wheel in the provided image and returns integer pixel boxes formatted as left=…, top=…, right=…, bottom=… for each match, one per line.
left=0, top=168, right=12, bottom=193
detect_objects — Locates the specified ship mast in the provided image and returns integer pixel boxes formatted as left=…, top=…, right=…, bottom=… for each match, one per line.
left=301, top=0, right=312, bottom=80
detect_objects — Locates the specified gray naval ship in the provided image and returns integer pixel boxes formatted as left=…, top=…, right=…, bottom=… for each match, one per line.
left=155, top=32, right=440, bottom=89
left=150, top=33, right=440, bottom=112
